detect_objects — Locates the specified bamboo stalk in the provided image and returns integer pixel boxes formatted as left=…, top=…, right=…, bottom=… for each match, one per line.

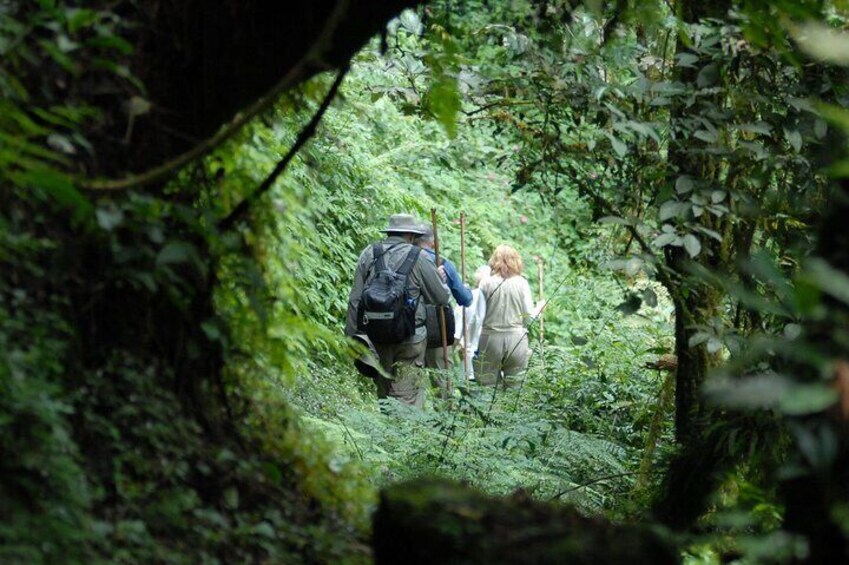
left=431, top=208, right=451, bottom=391
left=536, top=257, right=545, bottom=362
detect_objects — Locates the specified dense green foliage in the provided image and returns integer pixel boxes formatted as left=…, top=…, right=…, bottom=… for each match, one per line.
left=5, top=0, right=849, bottom=563
left=208, top=38, right=677, bottom=517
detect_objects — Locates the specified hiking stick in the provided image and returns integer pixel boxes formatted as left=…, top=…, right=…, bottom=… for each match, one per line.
left=460, top=212, right=469, bottom=386
left=431, top=208, right=451, bottom=391
left=536, top=256, right=545, bottom=363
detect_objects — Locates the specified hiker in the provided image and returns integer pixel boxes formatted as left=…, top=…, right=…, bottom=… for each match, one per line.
left=345, top=214, right=451, bottom=408
left=414, top=224, right=473, bottom=373
left=453, top=265, right=491, bottom=380
left=476, top=244, right=543, bottom=388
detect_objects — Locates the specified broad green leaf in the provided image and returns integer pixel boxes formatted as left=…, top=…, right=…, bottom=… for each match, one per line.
left=784, top=323, right=802, bottom=339
left=676, top=52, right=700, bottom=68
left=814, top=119, right=828, bottom=139
left=66, top=7, right=99, bottom=33
left=652, top=232, right=678, bottom=247
left=784, top=127, right=802, bottom=152
left=688, top=332, right=710, bottom=347
left=736, top=122, right=772, bottom=135
left=695, top=226, right=722, bottom=242
left=659, top=200, right=682, bottom=221
left=675, top=175, right=694, bottom=194
left=426, top=76, right=461, bottom=139
left=605, top=133, right=628, bottom=158
left=96, top=204, right=124, bottom=231
left=696, top=63, right=720, bottom=87
left=694, top=130, right=718, bottom=143
left=683, top=234, right=701, bottom=258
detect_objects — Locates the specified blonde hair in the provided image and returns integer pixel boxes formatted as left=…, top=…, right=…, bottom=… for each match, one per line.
left=488, top=245, right=523, bottom=278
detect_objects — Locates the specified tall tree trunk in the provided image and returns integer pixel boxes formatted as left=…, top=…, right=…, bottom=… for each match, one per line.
left=670, top=284, right=716, bottom=442
left=665, top=0, right=730, bottom=443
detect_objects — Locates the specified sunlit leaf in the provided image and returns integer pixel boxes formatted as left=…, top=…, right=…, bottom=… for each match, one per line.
left=605, top=133, right=628, bottom=158
left=683, top=234, right=701, bottom=258
left=653, top=232, right=678, bottom=247
left=675, top=175, right=694, bottom=194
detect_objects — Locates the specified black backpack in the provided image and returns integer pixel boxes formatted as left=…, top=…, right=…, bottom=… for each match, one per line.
left=356, top=243, right=422, bottom=345
left=425, top=304, right=456, bottom=349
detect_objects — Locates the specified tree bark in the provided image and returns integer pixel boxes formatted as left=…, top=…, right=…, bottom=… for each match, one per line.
left=665, top=0, right=730, bottom=443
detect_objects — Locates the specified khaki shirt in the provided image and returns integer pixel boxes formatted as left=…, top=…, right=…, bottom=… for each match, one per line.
left=345, top=236, right=450, bottom=342
left=479, top=275, right=534, bottom=334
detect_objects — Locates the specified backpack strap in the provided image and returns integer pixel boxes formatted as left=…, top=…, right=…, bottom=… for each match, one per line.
left=396, top=246, right=421, bottom=278
left=372, top=243, right=386, bottom=273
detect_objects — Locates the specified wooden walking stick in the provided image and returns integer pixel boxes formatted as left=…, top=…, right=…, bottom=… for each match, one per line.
left=460, top=212, right=469, bottom=386
left=431, top=208, right=452, bottom=393
left=536, top=256, right=545, bottom=362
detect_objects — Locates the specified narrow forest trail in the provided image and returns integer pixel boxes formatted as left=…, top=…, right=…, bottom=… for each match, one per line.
left=6, top=1, right=849, bottom=563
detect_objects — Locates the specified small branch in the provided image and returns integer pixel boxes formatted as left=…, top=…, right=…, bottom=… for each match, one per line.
left=462, top=99, right=533, bottom=117
left=217, top=66, right=348, bottom=232
left=550, top=471, right=640, bottom=501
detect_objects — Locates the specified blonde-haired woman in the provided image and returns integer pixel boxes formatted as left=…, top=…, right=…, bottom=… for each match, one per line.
left=476, top=245, right=540, bottom=387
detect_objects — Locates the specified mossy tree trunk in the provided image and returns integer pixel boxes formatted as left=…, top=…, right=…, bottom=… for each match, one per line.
left=373, top=479, right=680, bottom=564
left=663, top=0, right=732, bottom=445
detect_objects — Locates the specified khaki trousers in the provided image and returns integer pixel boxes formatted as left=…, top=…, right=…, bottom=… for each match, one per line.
left=374, top=338, right=427, bottom=408
left=476, top=331, right=530, bottom=388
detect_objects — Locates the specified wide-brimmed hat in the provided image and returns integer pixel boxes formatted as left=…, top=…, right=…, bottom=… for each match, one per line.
left=351, top=333, right=390, bottom=380
left=383, top=214, right=426, bottom=235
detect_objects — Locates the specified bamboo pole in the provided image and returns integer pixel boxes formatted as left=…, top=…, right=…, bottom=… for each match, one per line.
left=460, top=212, right=469, bottom=386
left=431, top=209, right=451, bottom=392
left=536, top=257, right=545, bottom=361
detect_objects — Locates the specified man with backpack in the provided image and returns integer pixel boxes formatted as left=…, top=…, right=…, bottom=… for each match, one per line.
left=345, top=214, right=451, bottom=408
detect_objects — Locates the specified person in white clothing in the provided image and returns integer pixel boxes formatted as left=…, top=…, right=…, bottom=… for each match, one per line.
left=476, top=245, right=542, bottom=387
left=453, top=265, right=491, bottom=380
